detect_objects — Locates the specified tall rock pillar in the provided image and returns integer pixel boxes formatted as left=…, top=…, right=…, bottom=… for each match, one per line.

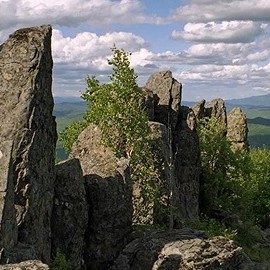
left=0, top=25, right=57, bottom=262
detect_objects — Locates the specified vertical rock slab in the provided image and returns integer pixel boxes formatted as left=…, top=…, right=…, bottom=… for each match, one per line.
left=0, top=25, right=57, bottom=262
left=173, top=107, right=200, bottom=223
left=145, top=70, right=182, bottom=129
left=0, top=141, right=17, bottom=250
left=70, top=124, right=133, bottom=270
left=227, top=107, right=249, bottom=150
left=192, top=99, right=205, bottom=119
left=52, top=159, right=88, bottom=270
left=205, top=98, right=227, bottom=126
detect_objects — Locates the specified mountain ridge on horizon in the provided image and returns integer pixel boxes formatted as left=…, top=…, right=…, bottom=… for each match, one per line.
left=54, top=93, right=270, bottom=106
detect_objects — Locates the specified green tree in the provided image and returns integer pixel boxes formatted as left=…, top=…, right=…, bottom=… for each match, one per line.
left=198, top=116, right=247, bottom=214
left=60, top=46, right=159, bottom=223
left=248, top=148, right=270, bottom=227
left=50, top=249, right=71, bottom=270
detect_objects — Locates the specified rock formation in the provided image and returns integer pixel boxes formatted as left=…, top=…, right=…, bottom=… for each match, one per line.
left=145, top=70, right=182, bottom=129
left=173, top=107, right=200, bottom=223
left=52, top=159, right=88, bottom=270
left=143, top=71, right=200, bottom=225
left=70, top=124, right=133, bottom=270
left=205, top=98, right=227, bottom=126
left=0, top=141, right=17, bottom=251
left=0, top=24, right=259, bottom=269
left=0, top=25, right=57, bottom=262
left=0, top=260, right=49, bottom=270
left=109, top=228, right=259, bottom=270
left=227, top=107, right=249, bottom=150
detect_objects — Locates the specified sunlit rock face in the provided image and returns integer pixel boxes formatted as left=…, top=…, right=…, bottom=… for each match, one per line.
left=0, top=25, right=57, bottom=262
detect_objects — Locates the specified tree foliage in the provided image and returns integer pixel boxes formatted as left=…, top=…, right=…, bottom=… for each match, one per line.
left=198, top=115, right=270, bottom=228
left=198, top=116, right=246, bottom=212
left=60, top=46, right=160, bottom=223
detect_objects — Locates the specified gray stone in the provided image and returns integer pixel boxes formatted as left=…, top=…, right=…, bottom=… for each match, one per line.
left=132, top=122, right=171, bottom=225
left=173, top=107, right=200, bottom=223
left=140, top=87, right=158, bottom=121
left=0, top=260, right=48, bottom=270
left=145, top=70, right=182, bottom=129
left=52, top=158, right=88, bottom=270
left=109, top=228, right=257, bottom=270
left=0, top=141, right=17, bottom=250
left=70, top=124, right=133, bottom=270
left=227, top=107, right=249, bottom=150
left=205, top=98, right=227, bottom=126
left=0, top=25, right=57, bottom=262
left=192, top=99, right=205, bottom=119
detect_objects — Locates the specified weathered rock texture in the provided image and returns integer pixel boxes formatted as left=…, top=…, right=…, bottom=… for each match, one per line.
left=0, top=141, right=17, bottom=250
left=0, top=260, right=49, bottom=270
left=145, top=70, right=182, bottom=129
left=52, top=159, right=88, bottom=270
left=193, top=99, right=249, bottom=151
left=205, top=98, right=227, bottom=126
left=173, top=107, right=200, bottom=223
left=70, top=124, right=133, bottom=270
left=142, top=71, right=200, bottom=225
left=109, top=228, right=258, bottom=270
left=0, top=25, right=57, bottom=262
left=227, top=107, right=249, bottom=150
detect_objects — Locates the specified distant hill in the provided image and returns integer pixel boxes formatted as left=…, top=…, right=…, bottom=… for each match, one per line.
left=226, top=94, right=270, bottom=109
left=54, top=94, right=270, bottom=160
left=54, top=96, right=82, bottom=104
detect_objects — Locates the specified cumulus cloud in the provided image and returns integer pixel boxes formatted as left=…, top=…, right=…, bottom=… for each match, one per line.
left=172, top=21, right=266, bottom=43
left=0, top=0, right=152, bottom=28
left=52, top=29, right=155, bottom=96
left=0, top=0, right=163, bottom=44
left=171, top=0, right=270, bottom=22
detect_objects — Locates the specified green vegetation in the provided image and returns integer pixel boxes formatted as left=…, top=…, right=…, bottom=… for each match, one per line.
left=245, top=108, right=270, bottom=149
left=197, top=115, right=270, bottom=264
left=60, top=46, right=161, bottom=222
left=50, top=249, right=71, bottom=270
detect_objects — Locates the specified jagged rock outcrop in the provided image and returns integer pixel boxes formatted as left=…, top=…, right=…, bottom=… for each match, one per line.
left=70, top=124, right=133, bottom=270
left=52, top=158, right=88, bottom=270
left=192, top=99, right=205, bottom=119
left=173, top=107, right=200, bottom=223
left=141, top=71, right=200, bottom=225
left=205, top=98, right=227, bottom=126
left=145, top=70, right=182, bottom=129
left=0, top=260, right=49, bottom=270
left=109, top=228, right=259, bottom=270
left=227, top=107, right=249, bottom=150
left=0, top=25, right=57, bottom=262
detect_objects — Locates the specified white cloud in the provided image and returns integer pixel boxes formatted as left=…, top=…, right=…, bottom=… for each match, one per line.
left=171, top=0, right=270, bottom=22
left=172, top=21, right=265, bottom=43
left=52, top=29, right=148, bottom=67
left=52, top=29, right=155, bottom=96
left=0, top=0, right=160, bottom=29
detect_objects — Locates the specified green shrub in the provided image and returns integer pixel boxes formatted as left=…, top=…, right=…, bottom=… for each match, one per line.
left=50, top=249, right=71, bottom=270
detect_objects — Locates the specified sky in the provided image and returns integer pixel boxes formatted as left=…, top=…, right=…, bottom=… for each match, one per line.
left=0, top=0, right=270, bottom=101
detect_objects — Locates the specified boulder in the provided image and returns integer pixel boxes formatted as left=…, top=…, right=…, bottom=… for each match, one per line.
left=0, top=25, right=57, bottom=262
left=51, top=158, right=88, bottom=270
left=227, top=107, right=249, bottom=150
left=109, top=228, right=258, bottom=270
left=70, top=124, right=133, bottom=270
left=0, top=260, right=48, bottom=270
left=145, top=70, right=182, bottom=129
